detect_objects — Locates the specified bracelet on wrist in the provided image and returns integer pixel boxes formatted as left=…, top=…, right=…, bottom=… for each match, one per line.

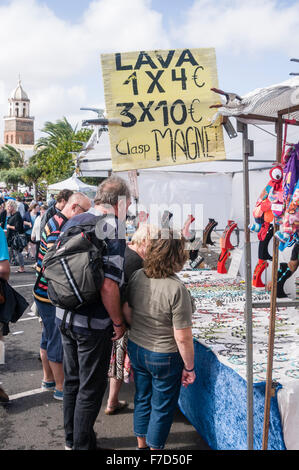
left=113, top=322, right=124, bottom=327
left=183, top=366, right=195, bottom=372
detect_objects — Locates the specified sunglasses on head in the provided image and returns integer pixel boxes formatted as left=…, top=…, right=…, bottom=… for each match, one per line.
left=76, top=203, right=88, bottom=213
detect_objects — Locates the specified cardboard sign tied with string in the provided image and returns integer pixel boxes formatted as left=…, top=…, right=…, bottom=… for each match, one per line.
left=101, top=48, right=225, bottom=171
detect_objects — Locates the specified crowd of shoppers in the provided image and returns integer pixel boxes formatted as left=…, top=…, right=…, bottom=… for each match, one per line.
left=0, top=177, right=196, bottom=450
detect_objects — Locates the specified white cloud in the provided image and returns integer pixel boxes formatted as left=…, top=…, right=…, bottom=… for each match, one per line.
left=0, top=0, right=85, bottom=84
left=30, top=85, right=88, bottom=131
left=0, top=81, right=7, bottom=107
left=0, top=0, right=299, bottom=144
left=0, top=0, right=169, bottom=139
left=83, top=0, right=169, bottom=52
left=173, top=0, right=299, bottom=56
left=0, top=0, right=168, bottom=85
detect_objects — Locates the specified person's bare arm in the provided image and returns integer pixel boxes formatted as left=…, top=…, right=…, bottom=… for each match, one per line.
left=0, top=260, right=10, bottom=281
left=123, top=301, right=132, bottom=325
left=100, top=277, right=126, bottom=340
left=174, top=327, right=196, bottom=388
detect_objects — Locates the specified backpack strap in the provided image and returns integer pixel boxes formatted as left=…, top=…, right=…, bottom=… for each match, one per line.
left=59, top=257, right=84, bottom=306
left=87, top=312, right=93, bottom=331
left=59, top=309, right=69, bottom=335
left=59, top=309, right=75, bottom=335
left=68, top=311, right=75, bottom=332
left=33, top=267, right=44, bottom=295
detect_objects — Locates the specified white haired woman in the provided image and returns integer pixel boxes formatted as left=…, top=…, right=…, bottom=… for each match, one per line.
left=6, top=199, right=26, bottom=273
left=105, top=223, right=158, bottom=415
left=124, top=230, right=196, bottom=450
left=23, top=202, right=40, bottom=259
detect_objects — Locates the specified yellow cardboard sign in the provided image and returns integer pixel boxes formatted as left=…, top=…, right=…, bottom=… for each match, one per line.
left=101, top=48, right=225, bottom=172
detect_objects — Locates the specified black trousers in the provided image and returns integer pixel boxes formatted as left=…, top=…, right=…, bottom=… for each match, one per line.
left=61, top=326, right=113, bottom=450
left=35, top=241, right=40, bottom=262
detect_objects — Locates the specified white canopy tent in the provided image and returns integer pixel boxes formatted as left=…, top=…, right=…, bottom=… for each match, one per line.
left=78, top=122, right=277, bottom=177
left=77, top=79, right=299, bottom=266
left=211, top=76, right=299, bottom=123
left=78, top=76, right=299, bottom=181
left=77, top=75, right=299, bottom=240
left=47, top=173, right=98, bottom=199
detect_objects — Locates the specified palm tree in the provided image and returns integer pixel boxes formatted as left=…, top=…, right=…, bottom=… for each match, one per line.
left=0, top=167, right=25, bottom=191
left=35, top=117, right=77, bottom=155
left=0, top=150, right=10, bottom=170
left=23, top=163, right=43, bottom=200
left=1, top=145, right=25, bottom=168
left=33, top=117, right=92, bottom=184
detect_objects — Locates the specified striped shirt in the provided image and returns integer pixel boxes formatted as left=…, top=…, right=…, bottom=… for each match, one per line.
left=33, top=212, right=68, bottom=303
left=55, top=211, right=126, bottom=335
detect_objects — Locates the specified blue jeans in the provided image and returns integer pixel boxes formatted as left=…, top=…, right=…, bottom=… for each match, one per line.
left=36, top=299, right=63, bottom=363
left=60, top=326, right=113, bottom=450
left=127, top=340, right=183, bottom=449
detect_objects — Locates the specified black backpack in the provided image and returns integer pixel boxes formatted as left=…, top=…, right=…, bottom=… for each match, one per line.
left=42, top=217, right=107, bottom=314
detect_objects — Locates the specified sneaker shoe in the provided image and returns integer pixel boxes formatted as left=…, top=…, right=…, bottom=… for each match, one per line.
left=53, top=389, right=63, bottom=401
left=65, top=445, right=72, bottom=450
left=41, top=380, right=56, bottom=390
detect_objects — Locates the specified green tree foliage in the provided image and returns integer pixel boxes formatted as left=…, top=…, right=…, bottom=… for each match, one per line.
left=0, top=167, right=25, bottom=191
left=0, top=150, right=10, bottom=170
left=23, top=163, right=42, bottom=186
left=0, top=118, right=92, bottom=192
left=1, top=145, right=25, bottom=168
left=33, top=117, right=93, bottom=184
left=0, top=146, right=26, bottom=190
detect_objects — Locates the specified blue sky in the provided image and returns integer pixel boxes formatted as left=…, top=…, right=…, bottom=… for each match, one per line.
left=38, top=0, right=195, bottom=25
left=0, top=0, right=298, bottom=152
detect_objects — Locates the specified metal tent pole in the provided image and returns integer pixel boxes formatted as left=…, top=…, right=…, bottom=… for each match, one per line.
left=237, top=120, right=254, bottom=450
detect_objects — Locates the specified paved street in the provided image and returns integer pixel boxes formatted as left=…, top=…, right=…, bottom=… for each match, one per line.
left=0, top=259, right=210, bottom=451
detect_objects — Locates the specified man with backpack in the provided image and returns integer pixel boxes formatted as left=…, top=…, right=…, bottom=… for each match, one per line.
left=40, top=189, right=74, bottom=239
left=52, top=176, right=130, bottom=450
left=33, top=192, right=91, bottom=401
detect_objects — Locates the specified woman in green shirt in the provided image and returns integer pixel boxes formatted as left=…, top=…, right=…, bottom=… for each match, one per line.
left=124, top=229, right=196, bottom=450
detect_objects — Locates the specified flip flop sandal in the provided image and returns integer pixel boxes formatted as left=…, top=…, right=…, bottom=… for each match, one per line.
left=104, top=400, right=128, bottom=415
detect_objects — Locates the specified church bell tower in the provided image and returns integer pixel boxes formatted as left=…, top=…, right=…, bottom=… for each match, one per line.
left=4, top=78, right=35, bottom=146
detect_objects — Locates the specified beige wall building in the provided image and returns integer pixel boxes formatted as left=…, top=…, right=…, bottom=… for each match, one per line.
left=0, top=79, right=36, bottom=190
left=2, top=78, right=35, bottom=161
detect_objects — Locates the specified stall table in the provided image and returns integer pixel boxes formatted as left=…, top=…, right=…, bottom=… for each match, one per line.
left=178, top=269, right=299, bottom=450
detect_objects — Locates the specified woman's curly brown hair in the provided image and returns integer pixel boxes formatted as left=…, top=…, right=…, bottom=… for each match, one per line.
left=144, top=229, right=187, bottom=278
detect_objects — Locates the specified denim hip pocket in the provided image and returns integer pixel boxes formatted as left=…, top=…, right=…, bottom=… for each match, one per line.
left=144, top=355, right=172, bottom=379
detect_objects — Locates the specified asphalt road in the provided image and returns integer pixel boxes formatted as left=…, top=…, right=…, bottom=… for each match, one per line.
left=0, top=258, right=210, bottom=452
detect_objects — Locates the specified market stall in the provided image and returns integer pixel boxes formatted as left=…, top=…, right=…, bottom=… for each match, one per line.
left=78, top=70, right=299, bottom=450
left=178, top=268, right=299, bottom=450
left=207, top=76, right=299, bottom=450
